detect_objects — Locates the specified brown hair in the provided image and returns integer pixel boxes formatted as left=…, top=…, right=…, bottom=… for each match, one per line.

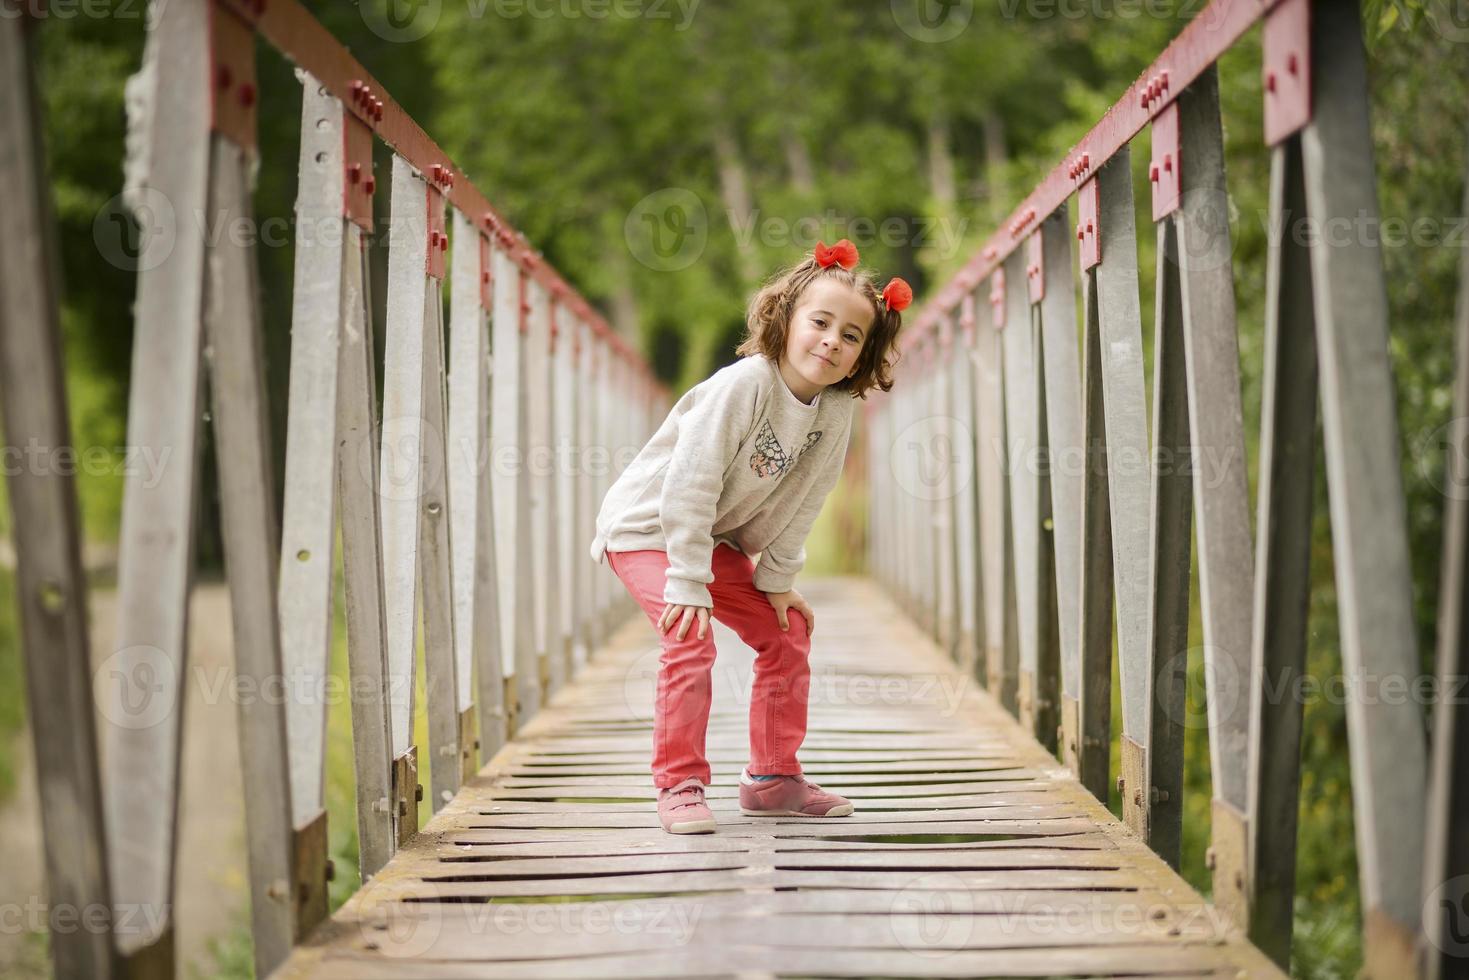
left=734, top=254, right=906, bottom=400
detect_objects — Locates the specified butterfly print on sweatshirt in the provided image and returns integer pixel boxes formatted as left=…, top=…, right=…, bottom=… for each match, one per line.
left=749, top=421, right=823, bottom=479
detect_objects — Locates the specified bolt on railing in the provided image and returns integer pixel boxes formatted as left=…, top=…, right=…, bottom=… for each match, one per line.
left=0, top=1, right=666, bottom=977
left=864, top=1, right=1466, bottom=977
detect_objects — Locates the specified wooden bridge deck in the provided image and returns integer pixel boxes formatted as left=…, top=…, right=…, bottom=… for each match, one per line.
left=273, top=576, right=1283, bottom=979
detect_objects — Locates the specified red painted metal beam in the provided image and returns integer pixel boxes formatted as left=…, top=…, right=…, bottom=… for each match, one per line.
left=904, top=0, right=1286, bottom=351
left=215, top=0, right=666, bottom=397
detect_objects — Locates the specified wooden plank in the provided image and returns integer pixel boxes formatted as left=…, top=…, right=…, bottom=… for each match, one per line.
left=934, top=320, right=960, bottom=658
left=552, top=301, right=579, bottom=683
left=1073, top=270, right=1113, bottom=802
left=494, top=758, right=1022, bottom=775
left=911, top=367, right=929, bottom=625
left=283, top=944, right=1262, bottom=980
left=1029, top=272, right=1061, bottom=756
left=975, top=281, right=1017, bottom=711
left=1243, top=136, right=1317, bottom=967
left=1174, top=66, right=1255, bottom=825
left=441, top=820, right=1105, bottom=845
left=491, top=255, right=540, bottom=724
left=594, top=328, right=616, bottom=649
left=901, top=361, right=920, bottom=626
left=478, top=780, right=1048, bottom=799
left=1036, top=209, right=1083, bottom=721
left=1135, top=216, right=1190, bottom=867
left=317, top=906, right=1231, bottom=962
left=593, top=357, right=622, bottom=640
left=913, top=360, right=929, bottom=626
left=1422, top=125, right=1469, bottom=980
left=335, top=217, right=396, bottom=879
left=457, top=804, right=1086, bottom=829
left=0, top=15, right=115, bottom=977
left=420, top=268, right=458, bottom=811
left=414, top=886, right=1194, bottom=911
left=102, top=0, right=212, bottom=963
left=886, top=374, right=905, bottom=608
left=279, top=73, right=346, bottom=835
left=498, top=748, right=1015, bottom=764
left=1092, top=147, right=1152, bottom=747
left=1300, top=4, right=1426, bottom=969
left=525, top=279, right=560, bottom=700
left=435, top=834, right=1114, bottom=858
left=950, top=301, right=983, bottom=676
left=419, top=249, right=462, bottom=814
left=201, top=134, right=298, bottom=972
left=571, top=315, right=596, bottom=671
left=582, top=336, right=603, bottom=650
left=1002, top=250, right=1045, bottom=735
left=450, top=790, right=1073, bottom=813
left=419, top=848, right=1127, bottom=876
left=396, top=866, right=1155, bottom=899
left=448, top=211, right=507, bottom=766
left=379, top=153, right=429, bottom=761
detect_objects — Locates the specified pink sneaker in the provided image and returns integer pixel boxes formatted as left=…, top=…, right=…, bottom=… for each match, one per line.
left=739, top=767, right=855, bottom=817
left=657, top=777, right=717, bottom=834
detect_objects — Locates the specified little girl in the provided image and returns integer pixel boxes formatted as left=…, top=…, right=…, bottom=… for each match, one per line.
left=589, top=239, right=911, bottom=834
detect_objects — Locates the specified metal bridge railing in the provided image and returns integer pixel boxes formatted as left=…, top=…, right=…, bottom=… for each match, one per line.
left=0, top=1, right=667, bottom=976
left=864, top=1, right=1466, bottom=977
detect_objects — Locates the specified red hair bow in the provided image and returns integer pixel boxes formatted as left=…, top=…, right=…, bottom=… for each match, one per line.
left=881, top=277, right=913, bottom=312
left=813, top=239, right=859, bottom=269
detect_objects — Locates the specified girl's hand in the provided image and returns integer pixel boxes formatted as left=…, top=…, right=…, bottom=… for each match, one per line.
left=764, top=588, right=814, bottom=637
left=658, top=603, right=710, bottom=641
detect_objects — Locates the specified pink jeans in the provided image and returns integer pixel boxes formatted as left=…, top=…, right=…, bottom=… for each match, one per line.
left=606, top=542, right=811, bottom=789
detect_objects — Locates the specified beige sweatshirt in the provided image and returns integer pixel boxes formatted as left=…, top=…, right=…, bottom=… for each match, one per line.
left=589, top=353, right=857, bottom=608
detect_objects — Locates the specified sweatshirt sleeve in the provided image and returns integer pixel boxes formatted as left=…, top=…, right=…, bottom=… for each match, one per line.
left=660, top=370, right=758, bottom=608
left=752, top=417, right=852, bottom=594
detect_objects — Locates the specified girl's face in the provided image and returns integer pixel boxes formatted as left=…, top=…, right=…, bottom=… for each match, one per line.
left=783, top=276, right=874, bottom=390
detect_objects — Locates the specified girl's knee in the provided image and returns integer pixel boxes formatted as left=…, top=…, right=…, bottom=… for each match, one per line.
left=778, top=610, right=812, bottom=650
left=659, top=632, right=719, bottom=663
